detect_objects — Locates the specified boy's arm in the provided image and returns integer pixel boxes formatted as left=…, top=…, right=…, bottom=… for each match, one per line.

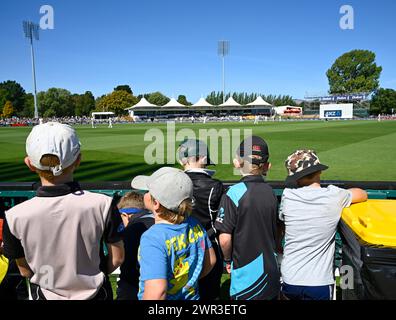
left=215, top=193, right=237, bottom=273
left=106, top=241, right=124, bottom=274
left=219, top=233, right=232, bottom=261
left=143, top=279, right=167, bottom=300
left=140, top=233, right=168, bottom=300
left=348, top=188, right=368, bottom=204
left=200, top=246, right=217, bottom=279
left=104, top=200, right=125, bottom=273
left=16, top=257, right=34, bottom=278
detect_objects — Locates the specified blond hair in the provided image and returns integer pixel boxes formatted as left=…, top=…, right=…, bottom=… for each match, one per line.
left=118, top=192, right=144, bottom=209
left=151, top=195, right=192, bottom=224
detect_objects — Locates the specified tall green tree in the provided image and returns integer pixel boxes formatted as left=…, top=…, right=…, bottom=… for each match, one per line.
left=114, top=85, right=133, bottom=95
left=146, top=92, right=170, bottom=106
left=326, top=50, right=382, bottom=94
left=0, top=80, right=26, bottom=115
left=37, top=88, right=74, bottom=117
left=96, top=90, right=137, bottom=115
left=177, top=95, right=191, bottom=106
left=73, top=91, right=96, bottom=116
left=20, top=93, right=34, bottom=117
left=370, top=88, right=396, bottom=115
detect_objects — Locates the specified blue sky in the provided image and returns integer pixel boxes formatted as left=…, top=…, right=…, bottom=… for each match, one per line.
left=1, top=0, right=395, bottom=101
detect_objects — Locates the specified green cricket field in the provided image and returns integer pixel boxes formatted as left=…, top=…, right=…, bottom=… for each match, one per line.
left=0, top=120, right=395, bottom=182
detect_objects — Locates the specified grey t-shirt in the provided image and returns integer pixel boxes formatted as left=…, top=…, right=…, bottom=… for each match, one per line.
left=279, top=185, right=352, bottom=286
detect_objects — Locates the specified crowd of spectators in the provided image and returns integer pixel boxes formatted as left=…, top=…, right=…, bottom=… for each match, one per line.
left=1, top=114, right=395, bottom=127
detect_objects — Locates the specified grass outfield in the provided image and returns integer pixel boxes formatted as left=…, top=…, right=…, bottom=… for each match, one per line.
left=0, top=120, right=395, bottom=182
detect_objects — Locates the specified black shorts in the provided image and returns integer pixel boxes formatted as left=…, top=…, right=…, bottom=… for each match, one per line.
left=30, top=275, right=113, bottom=300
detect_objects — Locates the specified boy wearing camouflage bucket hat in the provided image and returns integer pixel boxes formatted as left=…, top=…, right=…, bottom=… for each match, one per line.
left=279, top=149, right=367, bottom=300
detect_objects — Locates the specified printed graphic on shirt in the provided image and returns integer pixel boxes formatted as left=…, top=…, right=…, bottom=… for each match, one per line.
left=138, top=217, right=211, bottom=300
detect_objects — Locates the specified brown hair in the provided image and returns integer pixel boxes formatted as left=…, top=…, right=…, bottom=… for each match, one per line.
left=297, top=171, right=322, bottom=187
left=151, top=195, right=192, bottom=224
left=236, top=155, right=267, bottom=175
left=36, top=154, right=76, bottom=182
left=118, top=192, right=145, bottom=209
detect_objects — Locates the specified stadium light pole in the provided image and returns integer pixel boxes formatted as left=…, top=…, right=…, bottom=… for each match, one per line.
left=218, top=40, right=229, bottom=104
left=23, top=21, right=40, bottom=119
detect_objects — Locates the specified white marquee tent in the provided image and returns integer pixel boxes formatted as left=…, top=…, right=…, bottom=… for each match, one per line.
left=247, top=96, right=272, bottom=107
left=125, top=97, right=158, bottom=110
left=219, top=96, right=241, bottom=107
left=192, top=97, right=214, bottom=108
left=162, top=98, right=186, bottom=108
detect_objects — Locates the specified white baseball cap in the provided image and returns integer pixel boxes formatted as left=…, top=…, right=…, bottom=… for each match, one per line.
left=26, top=122, right=81, bottom=176
left=131, top=167, right=193, bottom=212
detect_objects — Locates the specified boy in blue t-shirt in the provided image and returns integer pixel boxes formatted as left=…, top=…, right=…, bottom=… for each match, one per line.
left=131, top=167, right=216, bottom=300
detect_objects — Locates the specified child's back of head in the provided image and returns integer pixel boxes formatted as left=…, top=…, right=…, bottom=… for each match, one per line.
left=234, top=136, right=271, bottom=176
left=25, top=122, right=81, bottom=183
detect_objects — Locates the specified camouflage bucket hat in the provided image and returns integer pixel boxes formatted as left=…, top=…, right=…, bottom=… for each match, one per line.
left=285, top=149, right=328, bottom=187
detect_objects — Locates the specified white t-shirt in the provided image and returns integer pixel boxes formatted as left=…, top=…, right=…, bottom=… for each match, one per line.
left=279, top=185, right=352, bottom=286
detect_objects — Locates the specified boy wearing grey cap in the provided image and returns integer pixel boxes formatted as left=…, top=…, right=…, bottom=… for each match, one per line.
left=177, top=139, right=224, bottom=300
left=2, top=122, right=125, bottom=300
left=131, top=167, right=216, bottom=300
left=279, top=149, right=367, bottom=300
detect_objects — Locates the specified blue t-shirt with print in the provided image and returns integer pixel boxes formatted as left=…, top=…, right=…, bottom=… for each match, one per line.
left=138, top=216, right=212, bottom=300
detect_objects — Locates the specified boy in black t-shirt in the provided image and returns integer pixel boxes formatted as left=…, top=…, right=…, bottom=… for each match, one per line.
left=215, top=136, right=281, bottom=300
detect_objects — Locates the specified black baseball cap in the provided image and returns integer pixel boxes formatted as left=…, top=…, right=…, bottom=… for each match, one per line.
left=237, top=136, right=269, bottom=165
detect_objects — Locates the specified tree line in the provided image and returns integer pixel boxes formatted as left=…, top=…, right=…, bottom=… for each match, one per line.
left=1, top=49, right=395, bottom=118
left=205, top=92, right=295, bottom=106
left=0, top=81, right=299, bottom=118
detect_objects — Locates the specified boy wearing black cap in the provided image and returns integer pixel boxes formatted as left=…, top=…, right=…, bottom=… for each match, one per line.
left=215, top=136, right=281, bottom=300
left=177, top=139, right=224, bottom=300
left=279, top=149, right=367, bottom=300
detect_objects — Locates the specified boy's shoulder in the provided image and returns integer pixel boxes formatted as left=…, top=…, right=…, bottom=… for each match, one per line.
left=226, top=178, right=273, bottom=199
left=5, top=190, right=113, bottom=218
left=186, top=170, right=223, bottom=186
left=283, top=185, right=348, bottom=199
left=5, top=196, right=40, bottom=217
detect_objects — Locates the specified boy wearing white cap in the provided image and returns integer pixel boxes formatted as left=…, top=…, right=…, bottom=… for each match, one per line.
left=2, top=122, right=125, bottom=300
left=131, top=167, right=217, bottom=300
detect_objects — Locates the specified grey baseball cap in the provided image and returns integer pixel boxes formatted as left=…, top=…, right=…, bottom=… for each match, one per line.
left=177, top=139, right=215, bottom=165
left=131, top=167, right=193, bottom=211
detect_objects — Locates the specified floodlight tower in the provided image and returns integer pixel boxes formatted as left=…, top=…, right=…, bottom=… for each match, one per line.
left=23, top=21, right=40, bottom=119
left=218, top=40, right=229, bottom=104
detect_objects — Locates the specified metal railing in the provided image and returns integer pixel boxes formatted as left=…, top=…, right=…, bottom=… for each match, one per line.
left=1, top=181, right=395, bottom=214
